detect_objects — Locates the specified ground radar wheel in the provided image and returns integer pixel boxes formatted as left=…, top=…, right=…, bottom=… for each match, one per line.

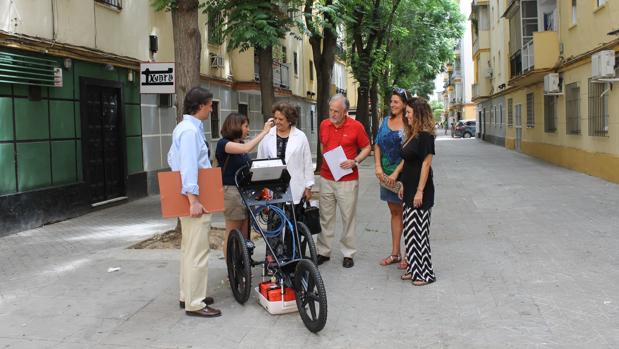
left=294, top=259, right=327, bottom=333
left=226, top=229, right=251, bottom=304
left=297, top=222, right=318, bottom=265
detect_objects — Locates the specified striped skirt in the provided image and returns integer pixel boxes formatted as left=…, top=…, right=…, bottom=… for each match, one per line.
left=402, top=204, right=435, bottom=283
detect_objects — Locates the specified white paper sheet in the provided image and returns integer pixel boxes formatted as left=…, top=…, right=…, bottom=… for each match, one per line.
left=323, top=146, right=353, bottom=181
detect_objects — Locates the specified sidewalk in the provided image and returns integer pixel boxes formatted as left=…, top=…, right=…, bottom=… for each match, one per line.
left=1, top=136, right=619, bottom=348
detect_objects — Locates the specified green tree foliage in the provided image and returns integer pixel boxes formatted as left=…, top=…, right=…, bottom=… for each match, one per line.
left=343, top=0, right=403, bottom=138
left=205, top=0, right=304, bottom=120
left=343, top=0, right=464, bottom=138
left=430, top=99, right=444, bottom=122
left=302, top=0, right=351, bottom=172
left=385, top=0, right=464, bottom=100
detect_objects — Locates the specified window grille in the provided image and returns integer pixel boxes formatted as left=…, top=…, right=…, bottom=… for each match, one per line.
left=565, top=83, right=580, bottom=134
left=526, top=93, right=535, bottom=128
left=507, top=98, right=513, bottom=127
left=544, top=95, right=557, bottom=132
left=588, top=79, right=608, bottom=136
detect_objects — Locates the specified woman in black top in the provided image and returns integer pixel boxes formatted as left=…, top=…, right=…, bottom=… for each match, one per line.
left=216, top=113, right=273, bottom=256
left=397, top=97, right=436, bottom=286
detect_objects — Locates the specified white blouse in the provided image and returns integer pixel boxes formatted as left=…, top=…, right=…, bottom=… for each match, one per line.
left=257, top=127, right=315, bottom=204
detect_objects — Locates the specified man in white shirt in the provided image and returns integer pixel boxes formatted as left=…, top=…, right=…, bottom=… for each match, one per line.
left=167, top=87, right=221, bottom=318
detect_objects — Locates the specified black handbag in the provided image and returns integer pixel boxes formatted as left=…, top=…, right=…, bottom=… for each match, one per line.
left=296, top=198, right=321, bottom=235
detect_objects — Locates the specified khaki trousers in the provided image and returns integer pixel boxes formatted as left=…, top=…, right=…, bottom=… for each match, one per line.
left=316, top=177, right=359, bottom=258
left=179, top=214, right=211, bottom=311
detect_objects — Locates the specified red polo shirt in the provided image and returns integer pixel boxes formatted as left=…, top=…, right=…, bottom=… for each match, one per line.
left=319, top=117, right=370, bottom=181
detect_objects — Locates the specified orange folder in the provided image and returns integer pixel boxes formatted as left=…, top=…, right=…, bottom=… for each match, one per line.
left=158, top=168, right=225, bottom=218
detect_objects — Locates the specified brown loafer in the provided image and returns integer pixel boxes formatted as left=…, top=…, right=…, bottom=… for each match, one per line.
left=179, top=297, right=214, bottom=309
left=185, top=305, right=221, bottom=318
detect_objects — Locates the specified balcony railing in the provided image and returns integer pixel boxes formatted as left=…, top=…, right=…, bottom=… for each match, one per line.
left=510, top=31, right=559, bottom=78
left=254, top=60, right=290, bottom=89
left=522, top=40, right=534, bottom=72
left=95, top=0, right=122, bottom=9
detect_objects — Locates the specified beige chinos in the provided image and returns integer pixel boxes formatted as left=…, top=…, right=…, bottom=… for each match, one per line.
left=316, top=177, right=359, bottom=258
left=179, top=214, right=211, bottom=311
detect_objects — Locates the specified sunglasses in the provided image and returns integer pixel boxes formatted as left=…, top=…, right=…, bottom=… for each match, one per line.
left=392, top=87, right=412, bottom=102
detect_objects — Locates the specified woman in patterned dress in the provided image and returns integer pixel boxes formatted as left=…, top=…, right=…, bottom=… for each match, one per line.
left=398, top=97, right=437, bottom=286
left=375, top=88, right=409, bottom=269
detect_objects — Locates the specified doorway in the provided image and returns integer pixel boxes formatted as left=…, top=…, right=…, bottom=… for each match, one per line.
left=80, top=79, right=126, bottom=204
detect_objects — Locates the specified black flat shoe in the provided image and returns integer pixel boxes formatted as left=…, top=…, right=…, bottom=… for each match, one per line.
left=342, top=257, right=354, bottom=268
left=179, top=297, right=214, bottom=309
left=316, top=255, right=330, bottom=265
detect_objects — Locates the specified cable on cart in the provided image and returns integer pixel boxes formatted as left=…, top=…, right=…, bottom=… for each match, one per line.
left=251, top=204, right=297, bottom=260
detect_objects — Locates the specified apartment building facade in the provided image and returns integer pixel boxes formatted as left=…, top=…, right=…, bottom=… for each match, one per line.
left=471, top=0, right=619, bottom=184
left=0, top=0, right=353, bottom=234
left=443, top=0, right=476, bottom=127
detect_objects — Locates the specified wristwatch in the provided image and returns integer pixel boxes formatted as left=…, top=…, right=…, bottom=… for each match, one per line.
left=354, top=159, right=359, bottom=167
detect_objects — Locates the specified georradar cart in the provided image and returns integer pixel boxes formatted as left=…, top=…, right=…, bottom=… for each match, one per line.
left=225, top=158, right=327, bottom=333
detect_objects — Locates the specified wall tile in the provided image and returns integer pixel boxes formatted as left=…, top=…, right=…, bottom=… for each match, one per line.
left=15, top=99, right=49, bottom=140
left=17, top=142, right=51, bottom=191
left=0, top=97, right=14, bottom=141
left=0, top=143, right=16, bottom=195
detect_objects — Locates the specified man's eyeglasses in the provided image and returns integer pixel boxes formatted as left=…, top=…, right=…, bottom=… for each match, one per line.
left=392, top=87, right=412, bottom=102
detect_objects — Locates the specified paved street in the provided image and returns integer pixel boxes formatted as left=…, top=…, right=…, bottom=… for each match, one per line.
left=1, top=136, right=619, bottom=348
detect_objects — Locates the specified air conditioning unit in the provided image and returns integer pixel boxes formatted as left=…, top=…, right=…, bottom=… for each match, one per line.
left=209, top=54, right=224, bottom=69
left=485, top=68, right=493, bottom=79
left=592, top=50, right=616, bottom=79
left=544, top=73, right=562, bottom=94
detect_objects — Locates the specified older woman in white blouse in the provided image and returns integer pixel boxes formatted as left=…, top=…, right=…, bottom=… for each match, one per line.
left=257, top=102, right=314, bottom=204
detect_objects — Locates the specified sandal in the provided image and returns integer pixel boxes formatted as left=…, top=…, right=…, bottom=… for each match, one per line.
left=400, top=273, right=412, bottom=280
left=412, top=279, right=435, bottom=286
left=379, top=254, right=401, bottom=266
left=397, top=260, right=408, bottom=270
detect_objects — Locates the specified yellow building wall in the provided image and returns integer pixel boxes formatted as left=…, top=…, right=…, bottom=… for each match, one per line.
left=532, top=31, right=559, bottom=70
left=0, top=0, right=174, bottom=63
left=502, top=58, right=619, bottom=184
left=560, top=0, right=619, bottom=59
left=473, top=51, right=491, bottom=96
left=463, top=104, right=476, bottom=120
left=230, top=49, right=255, bottom=82
left=303, top=38, right=317, bottom=102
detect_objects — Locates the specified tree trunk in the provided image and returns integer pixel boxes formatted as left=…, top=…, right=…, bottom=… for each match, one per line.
left=370, top=80, right=379, bottom=143
left=170, top=0, right=202, bottom=234
left=256, top=46, right=275, bottom=121
left=356, top=84, right=370, bottom=138
left=171, top=0, right=202, bottom=123
left=305, top=0, right=338, bottom=174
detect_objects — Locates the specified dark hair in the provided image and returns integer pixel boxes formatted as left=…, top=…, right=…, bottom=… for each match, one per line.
left=404, top=97, right=435, bottom=139
left=271, top=102, right=298, bottom=126
left=220, top=112, right=249, bottom=140
left=183, top=87, right=213, bottom=115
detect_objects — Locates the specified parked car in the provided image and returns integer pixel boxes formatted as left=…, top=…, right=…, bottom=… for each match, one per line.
left=454, top=120, right=476, bottom=138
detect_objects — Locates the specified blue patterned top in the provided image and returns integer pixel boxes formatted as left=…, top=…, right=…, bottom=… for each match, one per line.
left=374, top=117, right=404, bottom=175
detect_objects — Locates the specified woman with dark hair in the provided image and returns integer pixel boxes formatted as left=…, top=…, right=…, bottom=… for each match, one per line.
left=167, top=86, right=221, bottom=317
left=375, top=88, right=408, bottom=269
left=257, top=102, right=314, bottom=205
left=398, top=97, right=437, bottom=286
left=216, top=112, right=273, bottom=255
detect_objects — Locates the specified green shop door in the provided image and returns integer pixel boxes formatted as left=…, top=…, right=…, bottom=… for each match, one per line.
left=81, top=80, right=126, bottom=205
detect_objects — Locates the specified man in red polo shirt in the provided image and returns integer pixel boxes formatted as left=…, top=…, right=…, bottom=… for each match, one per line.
left=316, top=94, right=371, bottom=268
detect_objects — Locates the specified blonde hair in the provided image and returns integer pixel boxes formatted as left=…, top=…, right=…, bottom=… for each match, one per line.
left=403, top=97, right=435, bottom=140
